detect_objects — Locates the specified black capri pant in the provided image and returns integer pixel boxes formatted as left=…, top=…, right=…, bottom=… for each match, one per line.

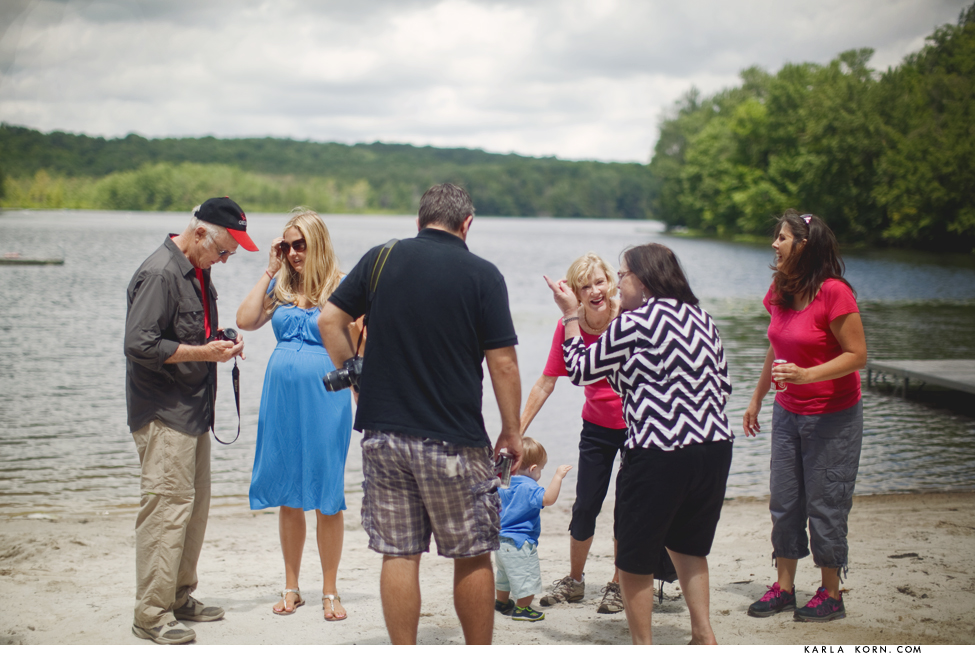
left=568, top=420, right=627, bottom=542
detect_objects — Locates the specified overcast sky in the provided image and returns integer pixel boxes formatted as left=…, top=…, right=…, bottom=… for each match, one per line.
left=0, top=0, right=969, bottom=163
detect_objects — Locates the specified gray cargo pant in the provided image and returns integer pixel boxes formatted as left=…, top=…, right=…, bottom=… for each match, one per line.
left=769, top=400, right=862, bottom=572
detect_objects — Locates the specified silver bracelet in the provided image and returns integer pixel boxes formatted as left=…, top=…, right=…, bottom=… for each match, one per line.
left=561, top=315, right=580, bottom=326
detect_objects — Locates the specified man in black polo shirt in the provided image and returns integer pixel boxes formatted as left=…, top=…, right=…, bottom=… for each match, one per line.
left=319, top=183, right=522, bottom=645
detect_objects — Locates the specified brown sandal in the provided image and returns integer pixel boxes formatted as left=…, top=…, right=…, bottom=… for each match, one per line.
left=322, top=594, right=347, bottom=621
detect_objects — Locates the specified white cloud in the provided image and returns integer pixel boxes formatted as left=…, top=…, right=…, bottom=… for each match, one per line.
left=0, top=0, right=969, bottom=162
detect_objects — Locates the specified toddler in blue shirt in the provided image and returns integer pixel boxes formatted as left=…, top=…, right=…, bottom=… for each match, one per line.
left=494, top=437, right=572, bottom=622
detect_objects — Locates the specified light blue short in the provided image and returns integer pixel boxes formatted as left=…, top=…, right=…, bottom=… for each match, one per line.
left=494, top=537, right=542, bottom=600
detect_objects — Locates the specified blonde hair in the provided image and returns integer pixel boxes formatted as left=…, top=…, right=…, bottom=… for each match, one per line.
left=565, top=252, right=617, bottom=301
left=270, top=208, right=342, bottom=310
left=519, top=437, right=548, bottom=472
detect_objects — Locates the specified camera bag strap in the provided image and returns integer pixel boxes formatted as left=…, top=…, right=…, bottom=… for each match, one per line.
left=355, top=238, right=398, bottom=356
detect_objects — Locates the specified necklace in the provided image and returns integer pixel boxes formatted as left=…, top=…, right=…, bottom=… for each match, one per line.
left=581, top=305, right=615, bottom=334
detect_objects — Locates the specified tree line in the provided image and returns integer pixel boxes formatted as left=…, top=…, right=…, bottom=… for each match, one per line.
left=648, top=4, right=975, bottom=252
left=2, top=6, right=971, bottom=251
left=0, top=125, right=653, bottom=219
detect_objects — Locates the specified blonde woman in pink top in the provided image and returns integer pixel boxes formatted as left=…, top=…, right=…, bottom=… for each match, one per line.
left=743, top=209, right=867, bottom=624
left=520, top=252, right=626, bottom=615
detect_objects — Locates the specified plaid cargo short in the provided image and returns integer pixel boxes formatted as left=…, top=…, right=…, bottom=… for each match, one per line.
left=361, top=430, right=501, bottom=558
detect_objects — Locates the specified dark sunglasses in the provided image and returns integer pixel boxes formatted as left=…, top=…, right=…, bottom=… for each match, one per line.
left=279, top=238, right=307, bottom=255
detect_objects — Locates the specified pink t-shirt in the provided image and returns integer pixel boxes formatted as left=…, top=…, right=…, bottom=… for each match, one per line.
left=543, top=319, right=627, bottom=430
left=764, top=278, right=862, bottom=415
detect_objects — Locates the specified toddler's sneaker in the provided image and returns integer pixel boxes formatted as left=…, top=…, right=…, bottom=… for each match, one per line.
left=539, top=575, right=585, bottom=606
left=511, top=605, right=545, bottom=622
left=794, top=587, right=845, bottom=622
left=747, top=582, right=796, bottom=617
left=495, top=599, right=515, bottom=616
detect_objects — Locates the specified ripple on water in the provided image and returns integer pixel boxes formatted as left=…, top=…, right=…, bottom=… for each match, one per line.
left=1, top=212, right=974, bottom=514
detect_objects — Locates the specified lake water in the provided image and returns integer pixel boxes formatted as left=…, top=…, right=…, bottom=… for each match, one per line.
left=1, top=210, right=974, bottom=516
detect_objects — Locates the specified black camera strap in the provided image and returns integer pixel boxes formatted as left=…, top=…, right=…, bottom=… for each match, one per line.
left=210, top=356, right=241, bottom=445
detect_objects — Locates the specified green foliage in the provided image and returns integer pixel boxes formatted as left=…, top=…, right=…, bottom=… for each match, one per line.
left=649, top=4, right=975, bottom=252
left=873, top=3, right=975, bottom=249
left=0, top=125, right=655, bottom=219
left=0, top=162, right=382, bottom=214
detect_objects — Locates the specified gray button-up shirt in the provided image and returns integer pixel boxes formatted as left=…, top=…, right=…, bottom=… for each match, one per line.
left=125, top=236, right=218, bottom=435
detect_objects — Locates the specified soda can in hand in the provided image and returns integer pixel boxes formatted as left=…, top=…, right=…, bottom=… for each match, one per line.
left=771, top=359, right=788, bottom=391
left=495, top=449, right=513, bottom=488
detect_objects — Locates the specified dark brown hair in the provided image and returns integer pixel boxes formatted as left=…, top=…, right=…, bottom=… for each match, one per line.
left=771, top=209, right=854, bottom=307
left=623, top=243, right=699, bottom=306
left=418, top=183, right=474, bottom=232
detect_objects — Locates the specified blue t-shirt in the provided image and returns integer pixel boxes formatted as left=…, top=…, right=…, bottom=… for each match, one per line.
left=499, top=475, right=546, bottom=548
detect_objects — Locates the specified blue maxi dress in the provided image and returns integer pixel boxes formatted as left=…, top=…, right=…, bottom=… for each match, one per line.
left=249, top=302, right=353, bottom=514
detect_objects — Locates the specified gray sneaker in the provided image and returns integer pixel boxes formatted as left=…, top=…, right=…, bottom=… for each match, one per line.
left=539, top=575, right=585, bottom=606
left=174, top=596, right=225, bottom=622
left=597, top=582, right=624, bottom=614
left=132, top=620, right=196, bottom=645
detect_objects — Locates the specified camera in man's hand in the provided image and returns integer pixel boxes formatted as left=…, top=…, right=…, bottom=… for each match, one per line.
left=324, top=356, right=363, bottom=393
left=209, top=327, right=239, bottom=343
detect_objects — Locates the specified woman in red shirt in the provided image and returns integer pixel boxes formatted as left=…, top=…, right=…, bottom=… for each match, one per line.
left=520, top=252, right=627, bottom=615
left=743, top=210, right=867, bottom=623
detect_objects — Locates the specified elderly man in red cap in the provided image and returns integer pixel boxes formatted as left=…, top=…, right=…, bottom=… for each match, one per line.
left=124, top=198, right=258, bottom=644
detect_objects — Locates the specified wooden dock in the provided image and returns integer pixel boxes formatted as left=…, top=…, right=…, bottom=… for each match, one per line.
left=865, top=359, right=975, bottom=398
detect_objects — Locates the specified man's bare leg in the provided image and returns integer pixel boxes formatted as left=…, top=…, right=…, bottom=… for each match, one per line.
left=380, top=554, right=422, bottom=644
left=453, top=553, right=494, bottom=644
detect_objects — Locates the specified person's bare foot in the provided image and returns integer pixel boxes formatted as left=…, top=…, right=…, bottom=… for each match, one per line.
left=323, top=594, right=347, bottom=621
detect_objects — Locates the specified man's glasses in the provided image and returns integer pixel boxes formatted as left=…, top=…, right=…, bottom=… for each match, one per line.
left=279, top=238, right=307, bottom=255
left=217, top=248, right=234, bottom=257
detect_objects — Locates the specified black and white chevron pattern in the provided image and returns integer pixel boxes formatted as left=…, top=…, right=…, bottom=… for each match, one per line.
left=563, top=298, right=734, bottom=451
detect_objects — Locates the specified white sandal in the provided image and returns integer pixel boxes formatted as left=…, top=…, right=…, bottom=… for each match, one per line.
left=272, top=588, right=305, bottom=615
left=322, top=594, right=347, bottom=621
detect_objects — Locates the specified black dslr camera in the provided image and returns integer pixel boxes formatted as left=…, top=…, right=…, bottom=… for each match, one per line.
left=209, top=327, right=238, bottom=342
left=324, top=356, right=363, bottom=393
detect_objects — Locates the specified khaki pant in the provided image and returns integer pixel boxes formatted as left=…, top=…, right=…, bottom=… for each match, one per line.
left=132, top=420, right=211, bottom=629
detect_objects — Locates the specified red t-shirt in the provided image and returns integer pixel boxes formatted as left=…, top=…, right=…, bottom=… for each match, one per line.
left=764, top=278, right=861, bottom=415
left=543, top=319, right=627, bottom=430
left=194, top=267, right=212, bottom=339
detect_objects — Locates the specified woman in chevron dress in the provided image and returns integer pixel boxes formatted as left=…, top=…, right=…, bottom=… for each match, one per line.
left=545, top=242, right=733, bottom=645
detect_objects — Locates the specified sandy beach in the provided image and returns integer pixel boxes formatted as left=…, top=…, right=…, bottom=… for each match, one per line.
left=1, top=487, right=973, bottom=646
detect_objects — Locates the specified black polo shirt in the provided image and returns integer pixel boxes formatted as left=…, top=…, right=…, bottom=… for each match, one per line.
left=328, top=227, right=518, bottom=447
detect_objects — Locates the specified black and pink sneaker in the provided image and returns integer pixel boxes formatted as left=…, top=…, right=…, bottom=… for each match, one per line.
left=747, top=582, right=796, bottom=617
left=794, top=587, right=846, bottom=622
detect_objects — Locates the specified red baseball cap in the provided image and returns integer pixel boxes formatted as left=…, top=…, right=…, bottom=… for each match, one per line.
left=195, top=197, right=259, bottom=251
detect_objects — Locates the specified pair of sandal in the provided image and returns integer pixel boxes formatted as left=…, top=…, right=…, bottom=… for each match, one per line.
left=272, top=588, right=347, bottom=621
